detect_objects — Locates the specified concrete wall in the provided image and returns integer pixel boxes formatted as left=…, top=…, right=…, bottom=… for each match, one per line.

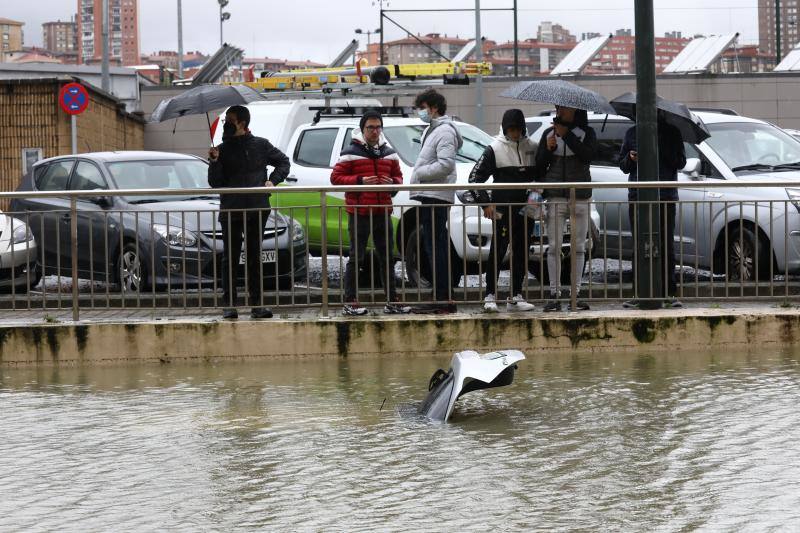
left=0, top=78, right=144, bottom=194
left=142, top=87, right=227, bottom=158
left=2, top=307, right=800, bottom=366
left=441, top=74, right=800, bottom=135
left=142, top=73, right=800, bottom=157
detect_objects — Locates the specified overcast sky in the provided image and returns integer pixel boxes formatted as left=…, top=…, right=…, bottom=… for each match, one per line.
left=7, top=0, right=761, bottom=62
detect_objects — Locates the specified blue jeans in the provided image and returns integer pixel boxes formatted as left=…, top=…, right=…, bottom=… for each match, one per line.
left=417, top=198, right=451, bottom=301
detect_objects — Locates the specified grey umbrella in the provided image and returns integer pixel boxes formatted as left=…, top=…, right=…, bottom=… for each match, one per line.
left=149, top=84, right=265, bottom=123
left=499, top=79, right=616, bottom=115
left=610, top=92, right=711, bottom=144
left=149, top=84, right=265, bottom=144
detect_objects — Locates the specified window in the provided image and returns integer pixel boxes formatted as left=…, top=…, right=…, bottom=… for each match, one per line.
left=705, top=121, right=800, bottom=171
left=106, top=159, right=210, bottom=202
left=342, top=128, right=354, bottom=151
left=294, top=128, right=338, bottom=168
left=70, top=161, right=108, bottom=191
left=382, top=123, right=492, bottom=165
left=590, top=120, right=633, bottom=166
left=36, top=160, right=75, bottom=191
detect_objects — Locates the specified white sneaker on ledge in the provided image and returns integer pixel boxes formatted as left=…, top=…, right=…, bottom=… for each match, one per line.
left=484, top=294, right=499, bottom=313
left=507, top=294, right=534, bottom=312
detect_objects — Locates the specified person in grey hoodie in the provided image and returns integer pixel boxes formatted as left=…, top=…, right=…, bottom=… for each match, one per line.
left=409, top=89, right=464, bottom=314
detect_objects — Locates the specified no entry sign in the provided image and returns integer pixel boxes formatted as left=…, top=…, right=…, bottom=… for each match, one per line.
left=59, top=82, right=90, bottom=115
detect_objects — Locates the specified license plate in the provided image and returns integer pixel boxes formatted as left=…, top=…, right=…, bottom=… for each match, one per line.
left=239, top=250, right=276, bottom=264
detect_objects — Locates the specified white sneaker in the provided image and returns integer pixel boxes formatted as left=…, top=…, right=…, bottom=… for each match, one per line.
left=484, top=294, right=499, bottom=313
left=507, top=294, right=534, bottom=312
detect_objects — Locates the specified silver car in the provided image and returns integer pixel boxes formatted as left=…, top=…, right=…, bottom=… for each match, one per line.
left=527, top=111, right=800, bottom=280
left=0, top=212, right=39, bottom=291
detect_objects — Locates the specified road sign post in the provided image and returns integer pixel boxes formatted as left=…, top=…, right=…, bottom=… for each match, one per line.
left=59, top=82, right=90, bottom=155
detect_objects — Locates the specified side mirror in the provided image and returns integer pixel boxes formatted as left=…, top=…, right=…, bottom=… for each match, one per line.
left=91, top=196, right=113, bottom=208
left=682, top=158, right=702, bottom=179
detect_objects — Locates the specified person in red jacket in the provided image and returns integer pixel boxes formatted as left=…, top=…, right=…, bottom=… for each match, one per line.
left=330, top=110, right=411, bottom=315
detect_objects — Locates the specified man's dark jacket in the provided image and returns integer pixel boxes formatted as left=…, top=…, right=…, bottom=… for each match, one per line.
left=207, top=133, right=291, bottom=212
left=618, top=124, right=686, bottom=201
left=534, top=111, right=597, bottom=200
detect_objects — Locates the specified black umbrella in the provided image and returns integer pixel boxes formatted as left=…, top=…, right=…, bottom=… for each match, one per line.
left=499, top=79, right=616, bottom=115
left=149, top=84, right=266, bottom=144
left=610, top=92, right=711, bottom=144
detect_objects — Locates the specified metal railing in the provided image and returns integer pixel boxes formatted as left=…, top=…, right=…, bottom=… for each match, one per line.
left=1, top=179, right=799, bottom=321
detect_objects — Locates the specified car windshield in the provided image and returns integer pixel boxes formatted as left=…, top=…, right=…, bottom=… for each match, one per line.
left=105, top=159, right=212, bottom=202
left=383, top=123, right=493, bottom=166
left=705, top=122, right=800, bottom=171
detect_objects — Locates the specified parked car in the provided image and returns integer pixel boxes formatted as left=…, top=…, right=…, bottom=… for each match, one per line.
left=527, top=111, right=800, bottom=280
left=229, top=106, right=599, bottom=286
left=0, top=211, right=39, bottom=292
left=11, top=152, right=307, bottom=292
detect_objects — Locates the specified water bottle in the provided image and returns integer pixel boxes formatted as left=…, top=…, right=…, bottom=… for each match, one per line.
left=521, top=190, right=543, bottom=219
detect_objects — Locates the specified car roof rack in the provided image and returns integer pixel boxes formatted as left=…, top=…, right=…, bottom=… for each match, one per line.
left=690, top=107, right=739, bottom=116
left=310, top=105, right=415, bottom=124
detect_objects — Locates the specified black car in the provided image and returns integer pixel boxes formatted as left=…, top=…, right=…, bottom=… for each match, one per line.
left=10, top=151, right=307, bottom=292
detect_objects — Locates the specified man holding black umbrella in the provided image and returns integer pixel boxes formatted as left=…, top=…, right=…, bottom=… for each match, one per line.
left=618, top=112, right=686, bottom=308
left=609, top=92, right=709, bottom=309
left=208, top=105, right=290, bottom=319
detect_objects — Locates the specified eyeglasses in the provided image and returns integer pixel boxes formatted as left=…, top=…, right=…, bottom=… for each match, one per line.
left=364, top=125, right=383, bottom=131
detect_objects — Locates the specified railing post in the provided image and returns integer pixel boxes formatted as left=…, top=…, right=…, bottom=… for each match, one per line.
left=70, top=197, right=79, bottom=321
left=320, top=191, right=329, bottom=318
left=569, top=186, right=578, bottom=311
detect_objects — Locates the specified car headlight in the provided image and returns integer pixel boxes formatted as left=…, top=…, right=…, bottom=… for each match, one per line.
left=152, top=224, right=198, bottom=247
left=11, top=220, right=33, bottom=245
left=787, top=188, right=800, bottom=213
left=291, top=220, right=305, bottom=242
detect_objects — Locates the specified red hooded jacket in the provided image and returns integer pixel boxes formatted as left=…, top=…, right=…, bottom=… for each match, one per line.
left=330, top=132, right=403, bottom=214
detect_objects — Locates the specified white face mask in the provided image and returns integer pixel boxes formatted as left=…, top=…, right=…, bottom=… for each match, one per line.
left=418, top=108, right=432, bottom=124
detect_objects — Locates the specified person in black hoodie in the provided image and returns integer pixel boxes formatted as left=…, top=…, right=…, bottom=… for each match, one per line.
left=469, top=109, right=538, bottom=313
left=619, top=114, right=687, bottom=308
left=535, top=105, right=597, bottom=311
left=208, top=105, right=290, bottom=320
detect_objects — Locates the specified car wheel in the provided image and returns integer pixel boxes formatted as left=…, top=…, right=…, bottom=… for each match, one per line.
left=116, top=242, right=148, bottom=292
left=403, top=228, right=463, bottom=288
left=724, top=225, right=772, bottom=281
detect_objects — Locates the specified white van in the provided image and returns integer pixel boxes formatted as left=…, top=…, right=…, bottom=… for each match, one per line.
left=211, top=98, right=382, bottom=152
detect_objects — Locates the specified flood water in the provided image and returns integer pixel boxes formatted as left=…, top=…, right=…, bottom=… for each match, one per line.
left=2, top=349, right=800, bottom=531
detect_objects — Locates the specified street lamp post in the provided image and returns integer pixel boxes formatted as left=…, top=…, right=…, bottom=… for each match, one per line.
left=634, top=0, right=663, bottom=308
left=375, top=0, right=389, bottom=65
left=219, top=0, right=231, bottom=47
left=355, top=28, right=381, bottom=64
left=177, top=0, right=184, bottom=78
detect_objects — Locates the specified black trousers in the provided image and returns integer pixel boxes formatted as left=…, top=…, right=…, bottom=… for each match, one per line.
left=344, top=211, right=397, bottom=303
left=628, top=202, right=677, bottom=297
left=417, top=198, right=452, bottom=301
left=486, top=204, right=529, bottom=297
left=220, top=209, right=269, bottom=307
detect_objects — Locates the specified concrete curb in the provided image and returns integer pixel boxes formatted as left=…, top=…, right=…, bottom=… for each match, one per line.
left=1, top=306, right=799, bottom=366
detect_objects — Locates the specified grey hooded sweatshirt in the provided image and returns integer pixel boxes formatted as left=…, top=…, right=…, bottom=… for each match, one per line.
left=409, top=115, right=464, bottom=203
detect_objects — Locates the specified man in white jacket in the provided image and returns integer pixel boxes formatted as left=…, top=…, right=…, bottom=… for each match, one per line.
left=409, top=89, right=463, bottom=314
